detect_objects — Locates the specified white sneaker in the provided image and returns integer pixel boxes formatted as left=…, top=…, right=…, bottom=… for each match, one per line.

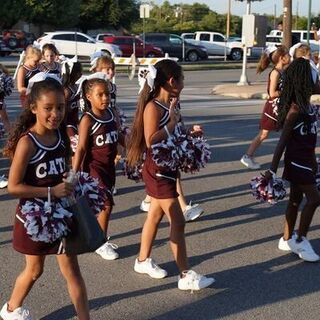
left=0, top=303, right=32, bottom=320
left=178, top=270, right=215, bottom=291
left=0, top=175, right=8, bottom=189
left=288, top=237, right=320, bottom=262
left=183, top=202, right=204, bottom=222
left=134, top=257, right=167, bottom=279
left=278, top=233, right=297, bottom=251
left=140, top=200, right=151, bottom=212
left=95, top=240, right=119, bottom=260
left=240, top=155, right=261, bottom=170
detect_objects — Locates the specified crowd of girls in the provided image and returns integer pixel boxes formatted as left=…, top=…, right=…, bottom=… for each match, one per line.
left=1, top=39, right=320, bottom=319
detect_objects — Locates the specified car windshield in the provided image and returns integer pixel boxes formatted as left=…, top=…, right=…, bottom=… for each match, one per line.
left=84, top=34, right=95, bottom=42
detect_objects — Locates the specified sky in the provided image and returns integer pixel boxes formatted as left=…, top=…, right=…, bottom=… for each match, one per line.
left=152, top=1, right=320, bottom=17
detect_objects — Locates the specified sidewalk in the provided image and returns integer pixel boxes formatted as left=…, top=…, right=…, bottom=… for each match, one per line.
left=212, top=81, right=320, bottom=102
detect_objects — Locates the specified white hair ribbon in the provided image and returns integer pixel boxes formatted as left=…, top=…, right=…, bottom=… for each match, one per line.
left=75, top=72, right=109, bottom=96
left=26, top=72, right=62, bottom=95
left=289, top=42, right=303, bottom=59
left=138, top=64, right=157, bottom=94
left=90, top=51, right=106, bottom=71
left=264, top=45, right=278, bottom=59
left=32, top=40, right=41, bottom=50
left=61, top=56, right=78, bottom=76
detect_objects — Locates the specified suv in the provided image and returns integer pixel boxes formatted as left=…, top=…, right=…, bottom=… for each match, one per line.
left=37, top=31, right=122, bottom=57
left=144, top=33, right=208, bottom=61
left=104, top=36, right=163, bottom=57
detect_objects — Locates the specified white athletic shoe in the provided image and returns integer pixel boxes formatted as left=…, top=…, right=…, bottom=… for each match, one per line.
left=0, top=175, right=8, bottom=189
left=278, top=233, right=297, bottom=251
left=140, top=200, right=151, bottom=212
left=288, top=237, right=320, bottom=262
left=95, top=240, right=119, bottom=260
left=183, top=202, right=204, bottom=222
left=0, top=303, right=32, bottom=320
left=240, top=154, right=261, bottom=170
left=134, top=257, right=167, bottom=279
left=178, top=270, right=215, bottom=291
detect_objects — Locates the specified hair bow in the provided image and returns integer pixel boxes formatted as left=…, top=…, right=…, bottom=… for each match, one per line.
left=138, top=64, right=157, bottom=94
left=289, top=42, right=302, bottom=59
left=75, top=72, right=109, bottom=96
left=264, top=45, right=278, bottom=59
left=61, top=56, right=78, bottom=76
left=26, top=72, right=62, bottom=95
left=90, top=51, right=106, bottom=71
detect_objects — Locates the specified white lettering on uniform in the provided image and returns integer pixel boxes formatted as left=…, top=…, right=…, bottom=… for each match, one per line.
left=96, top=135, right=104, bottom=146
left=36, top=163, right=47, bottom=179
left=95, top=131, right=118, bottom=146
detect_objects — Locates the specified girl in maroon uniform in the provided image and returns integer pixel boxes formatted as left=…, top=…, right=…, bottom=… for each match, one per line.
left=73, top=76, right=123, bottom=260
left=40, top=43, right=61, bottom=78
left=16, top=45, right=42, bottom=107
left=265, top=58, right=320, bottom=262
left=1, top=78, right=90, bottom=319
left=240, top=45, right=290, bottom=169
left=127, top=60, right=214, bottom=291
left=61, top=59, right=82, bottom=153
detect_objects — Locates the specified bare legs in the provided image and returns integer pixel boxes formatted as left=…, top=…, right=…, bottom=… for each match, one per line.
left=6, top=254, right=90, bottom=319
left=282, top=183, right=320, bottom=241
left=97, top=205, right=112, bottom=236
left=246, top=129, right=270, bottom=157
left=138, top=197, right=188, bottom=273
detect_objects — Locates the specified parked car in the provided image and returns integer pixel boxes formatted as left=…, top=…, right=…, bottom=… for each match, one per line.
left=95, top=33, right=115, bottom=42
left=265, top=35, right=282, bottom=47
left=103, top=36, right=163, bottom=57
left=182, top=31, right=243, bottom=61
left=143, top=33, right=208, bottom=61
left=37, top=31, right=122, bottom=57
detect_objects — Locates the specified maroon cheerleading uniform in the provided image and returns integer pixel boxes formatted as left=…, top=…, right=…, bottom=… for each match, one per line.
left=13, top=130, right=68, bottom=255
left=65, top=84, right=80, bottom=138
left=81, top=108, right=118, bottom=206
left=40, top=61, right=61, bottom=78
left=142, top=100, right=179, bottom=199
left=259, top=68, right=284, bottom=131
left=283, top=104, right=318, bottom=185
left=20, top=64, right=40, bottom=107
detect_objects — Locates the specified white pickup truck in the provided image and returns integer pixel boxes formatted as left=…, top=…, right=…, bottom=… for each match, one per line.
left=181, top=31, right=243, bottom=60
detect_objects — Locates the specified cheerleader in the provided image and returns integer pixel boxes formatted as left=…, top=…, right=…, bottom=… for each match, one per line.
left=265, top=58, right=320, bottom=262
left=40, top=43, right=61, bottom=77
left=240, top=45, right=290, bottom=169
left=0, top=76, right=90, bottom=320
left=73, top=75, right=124, bottom=260
left=16, top=45, right=42, bottom=107
left=61, top=58, right=82, bottom=154
left=127, top=60, right=214, bottom=290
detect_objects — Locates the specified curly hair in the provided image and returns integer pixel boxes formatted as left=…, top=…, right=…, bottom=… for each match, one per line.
left=278, top=58, right=313, bottom=127
left=4, top=78, right=71, bottom=162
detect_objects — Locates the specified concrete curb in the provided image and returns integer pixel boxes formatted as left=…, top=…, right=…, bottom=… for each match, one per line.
left=212, top=82, right=320, bottom=102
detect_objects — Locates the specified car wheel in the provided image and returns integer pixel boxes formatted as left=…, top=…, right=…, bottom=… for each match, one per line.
left=146, top=52, right=155, bottom=58
left=229, top=48, right=242, bottom=61
left=7, top=37, right=18, bottom=49
left=187, top=50, right=198, bottom=62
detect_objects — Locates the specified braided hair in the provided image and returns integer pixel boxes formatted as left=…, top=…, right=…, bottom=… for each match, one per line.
left=278, top=58, right=313, bottom=127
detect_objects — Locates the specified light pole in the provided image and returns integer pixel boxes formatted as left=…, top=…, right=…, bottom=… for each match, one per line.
left=237, top=0, right=251, bottom=86
left=307, top=0, right=312, bottom=45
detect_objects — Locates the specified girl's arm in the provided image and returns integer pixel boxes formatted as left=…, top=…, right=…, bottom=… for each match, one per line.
left=269, top=69, right=281, bottom=99
left=268, top=105, right=299, bottom=175
left=8, top=136, right=73, bottom=198
left=16, top=67, right=27, bottom=94
left=144, top=100, right=180, bottom=147
left=72, top=115, right=91, bottom=171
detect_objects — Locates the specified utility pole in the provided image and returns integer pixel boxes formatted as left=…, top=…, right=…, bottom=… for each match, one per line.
left=283, top=0, right=292, bottom=49
left=295, top=1, right=299, bottom=30
left=273, top=3, right=277, bottom=29
left=226, top=0, right=231, bottom=39
left=307, top=0, right=312, bottom=44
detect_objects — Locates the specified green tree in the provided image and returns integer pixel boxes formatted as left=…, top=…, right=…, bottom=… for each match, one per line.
left=0, top=0, right=26, bottom=29
left=25, top=0, right=80, bottom=28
